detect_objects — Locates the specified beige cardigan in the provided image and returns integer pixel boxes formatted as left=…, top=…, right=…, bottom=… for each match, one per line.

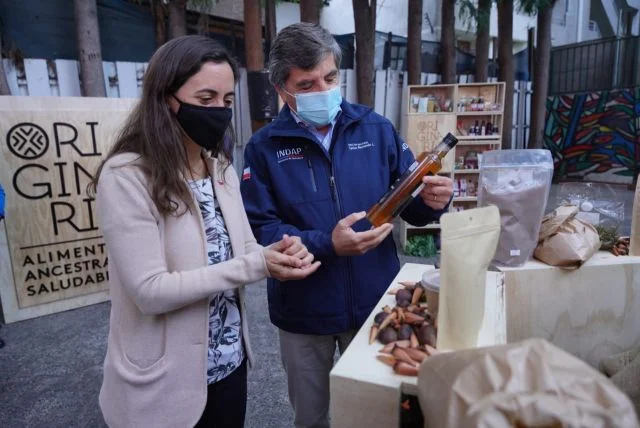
left=96, top=153, right=268, bottom=428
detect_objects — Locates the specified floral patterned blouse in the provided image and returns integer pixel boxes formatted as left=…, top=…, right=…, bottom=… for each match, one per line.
left=189, top=177, right=244, bottom=384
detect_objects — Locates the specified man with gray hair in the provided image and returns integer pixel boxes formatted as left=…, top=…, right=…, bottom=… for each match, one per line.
left=241, top=23, right=453, bottom=427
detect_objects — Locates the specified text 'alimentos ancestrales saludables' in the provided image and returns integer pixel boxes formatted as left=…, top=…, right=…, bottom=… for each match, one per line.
left=21, top=243, right=108, bottom=297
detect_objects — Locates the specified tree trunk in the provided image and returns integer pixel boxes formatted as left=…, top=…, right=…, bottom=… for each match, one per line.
left=407, top=0, right=423, bottom=85
left=440, top=0, right=456, bottom=83
left=265, top=0, right=277, bottom=49
left=73, top=0, right=106, bottom=97
left=498, top=0, right=514, bottom=149
left=0, top=59, right=9, bottom=95
left=300, top=0, right=321, bottom=24
left=151, top=0, right=168, bottom=47
left=475, top=0, right=491, bottom=82
left=244, top=0, right=268, bottom=132
left=168, top=0, right=188, bottom=39
left=352, top=0, right=376, bottom=107
left=244, top=0, right=264, bottom=72
left=528, top=1, right=555, bottom=149
left=0, top=33, right=11, bottom=95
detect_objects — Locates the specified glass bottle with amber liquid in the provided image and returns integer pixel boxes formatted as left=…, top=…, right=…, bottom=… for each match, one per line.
left=366, top=133, right=458, bottom=227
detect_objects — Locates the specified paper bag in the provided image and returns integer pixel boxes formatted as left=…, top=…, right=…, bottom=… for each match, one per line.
left=437, top=206, right=500, bottom=350
left=600, top=347, right=640, bottom=416
left=417, top=338, right=639, bottom=428
left=534, top=205, right=601, bottom=268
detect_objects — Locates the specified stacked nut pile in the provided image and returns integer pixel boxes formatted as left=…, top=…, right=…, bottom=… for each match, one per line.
left=595, top=225, right=630, bottom=256
left=611, top=236, right=630, bottom=256
left=369, top=280, right=439, bottom=377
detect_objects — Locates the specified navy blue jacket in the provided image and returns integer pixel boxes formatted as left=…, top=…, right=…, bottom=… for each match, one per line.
left=0, top=184, right=4, bottom=218
left=240, top=100, right=446, bottom=335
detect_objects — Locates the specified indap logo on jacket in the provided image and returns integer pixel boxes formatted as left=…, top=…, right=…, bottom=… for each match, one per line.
left=276, top=147, right=304, bottom=163
left=0, top=97, right=136, bottom=321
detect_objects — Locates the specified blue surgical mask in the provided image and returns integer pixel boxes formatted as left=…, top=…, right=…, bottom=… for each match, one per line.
left=285, top=86, right=342, bottom=127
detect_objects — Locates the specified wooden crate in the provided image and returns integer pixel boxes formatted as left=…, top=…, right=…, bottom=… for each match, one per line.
left=330, top=253, right=640, bottom=427
left=499, top=252, right=640, bottom=368
left=330, top=263, right=505, bottom=428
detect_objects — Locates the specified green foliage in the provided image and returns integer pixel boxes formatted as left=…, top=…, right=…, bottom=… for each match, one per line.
left=594, top=224, right=619, bottom=250
left=518, top=0, right=557, bottom=15
left=404, top=234, right=438, bottom=258
left=189, top=0, right=218, bottom=7
left=457, top=0, right=557, bottom=26
left=273, top=0, right=331, bottom=5
left=458, top=0, right=490, bottom=30
left=457, top=0, right=478, bottom=25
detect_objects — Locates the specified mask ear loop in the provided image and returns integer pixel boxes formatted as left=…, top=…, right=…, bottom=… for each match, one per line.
left=281, top=87, right=297, bottom=100
left=170, top=93, right=202, bottom=181
left=279, top=87, right=300, bottom=116
left=171, top=94, right=185, bottom=107
left=170, top=94, right=185, bottom=120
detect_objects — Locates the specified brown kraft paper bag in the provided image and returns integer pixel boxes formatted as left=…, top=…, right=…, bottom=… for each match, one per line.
left=534, top=205, right=601, bottom=268
left=417, top=338, right=639, bottom=428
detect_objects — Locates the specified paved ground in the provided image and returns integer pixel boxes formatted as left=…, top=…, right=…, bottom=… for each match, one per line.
left=0, top=182, right=634, bottom=427
left=0, top=282, right=295, bottom=428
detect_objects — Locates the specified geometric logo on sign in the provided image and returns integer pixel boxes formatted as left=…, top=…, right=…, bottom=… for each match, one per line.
left=7, top=122, right=49, bottom=160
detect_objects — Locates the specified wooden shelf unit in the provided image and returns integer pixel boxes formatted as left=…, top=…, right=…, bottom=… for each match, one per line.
left=400, top=82, right=506, bottom=249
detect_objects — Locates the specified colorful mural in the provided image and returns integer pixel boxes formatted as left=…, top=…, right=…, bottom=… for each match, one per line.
left=544, top=88, right=640, bottom=184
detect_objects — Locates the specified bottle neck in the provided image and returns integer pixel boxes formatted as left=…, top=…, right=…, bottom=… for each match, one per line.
left=432, top=140, right=453, bottom=159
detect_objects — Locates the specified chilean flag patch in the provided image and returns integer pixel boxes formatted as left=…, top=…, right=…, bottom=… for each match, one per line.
left=242, top=167, right=251, bottom=181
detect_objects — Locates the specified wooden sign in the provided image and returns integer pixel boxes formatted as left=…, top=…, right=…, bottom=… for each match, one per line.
left=0, top=96, right=136, bottom=322
left=405, top=113, right=456, bottom=172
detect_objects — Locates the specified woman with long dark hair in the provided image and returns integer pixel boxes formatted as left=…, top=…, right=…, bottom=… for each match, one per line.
left=89, top=35, right=320, bottom=428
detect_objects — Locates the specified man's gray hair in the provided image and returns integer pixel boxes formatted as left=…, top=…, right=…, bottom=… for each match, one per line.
left=269, top=23, right=342, bottom=88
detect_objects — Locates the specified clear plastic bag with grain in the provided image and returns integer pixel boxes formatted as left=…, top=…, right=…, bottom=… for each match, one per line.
left=478, top=150, right=554, bottom=267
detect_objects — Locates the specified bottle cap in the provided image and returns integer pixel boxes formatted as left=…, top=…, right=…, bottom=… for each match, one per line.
left=442, top=133, right=459, bottom=149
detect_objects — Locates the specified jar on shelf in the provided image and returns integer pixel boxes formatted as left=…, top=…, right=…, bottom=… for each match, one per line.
left=410, top=95, right=420, bottom=113
left=444, top=99, right=453, bottom=112
left=464, top=151, right=478, bottom=169
left=426, top=95, right=437, bottom=112
left=467, top=179, right=477, bottom=196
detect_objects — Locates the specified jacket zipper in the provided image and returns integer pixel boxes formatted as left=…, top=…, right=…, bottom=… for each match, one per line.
left=307, top=158, right=318, bottom=192
left=329, top=175, right=341, bottom=212
left=329, top=153, right=356, bottom=329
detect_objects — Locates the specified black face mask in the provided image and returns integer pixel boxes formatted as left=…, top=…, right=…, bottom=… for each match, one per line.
left=173, top=95, right=232, bottom=152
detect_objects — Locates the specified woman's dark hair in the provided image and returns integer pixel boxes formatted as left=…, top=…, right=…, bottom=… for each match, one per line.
left=88, top=35, right=239, bottom=216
